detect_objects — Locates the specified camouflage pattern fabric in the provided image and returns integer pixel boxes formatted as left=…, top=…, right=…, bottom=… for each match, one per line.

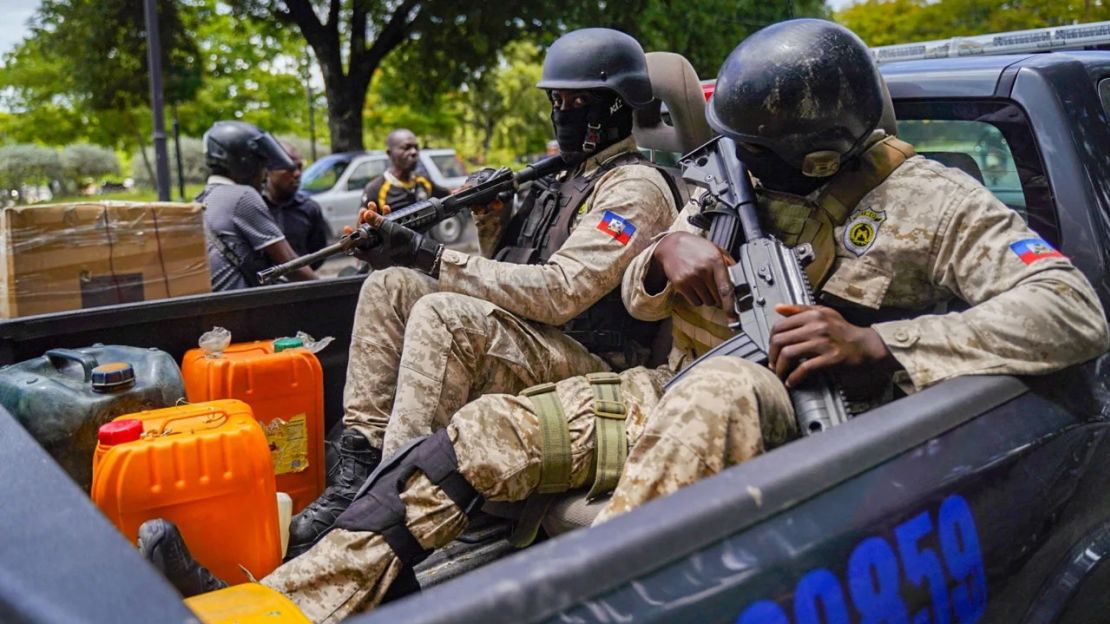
left=623, top=154, right=1109, bottom=385
left=343, top=136, right=677, bottom=451
left=263, top=151, right=1108, bottom=620
left=263, top=363, right=792, bottom=620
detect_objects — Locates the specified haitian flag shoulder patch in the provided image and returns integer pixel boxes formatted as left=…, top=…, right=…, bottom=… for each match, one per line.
left=596, top=210, right=636, bottom=245
left=1009, top=238, right=1063, bottom=264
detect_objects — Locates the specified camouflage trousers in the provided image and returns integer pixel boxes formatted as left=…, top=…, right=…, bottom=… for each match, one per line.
left=263, top=357, right=795, bottom=622
left=342, top=267, right=609, bottom=456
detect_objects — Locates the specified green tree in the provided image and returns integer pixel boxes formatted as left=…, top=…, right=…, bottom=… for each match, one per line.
left=173, top=1, right=317, bottom=139
left=837, top=0, right=1110, bottom=47
left=0, top=145, right=63, bottom=202
left=228, top=1, right=579, bottom=152
left=60, top=144, right=121, bottom=191
left=573, top=0, right=828, bottom=79
left=453, top=41, right=551, bottom=165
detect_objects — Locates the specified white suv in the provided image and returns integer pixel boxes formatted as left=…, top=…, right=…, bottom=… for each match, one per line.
left=300, top=148, right=470, bottom=242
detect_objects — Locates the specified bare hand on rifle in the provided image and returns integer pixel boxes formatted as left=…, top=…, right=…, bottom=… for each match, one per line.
left=768, top=305, right=898, bottom=389
left=647, top=232, right=736, bottom=312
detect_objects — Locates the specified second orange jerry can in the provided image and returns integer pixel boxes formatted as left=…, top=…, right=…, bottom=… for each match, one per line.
left=181, top=338, right=325, bottom=513
left=91, top=400, right=282, bottom=583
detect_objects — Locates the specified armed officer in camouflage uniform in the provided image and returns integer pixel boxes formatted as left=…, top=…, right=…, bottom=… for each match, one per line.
left=284, top=28, right=680, bottom=556
left=140, top=21, right=1108, bottom=620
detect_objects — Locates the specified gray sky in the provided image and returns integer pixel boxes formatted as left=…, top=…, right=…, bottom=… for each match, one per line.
left=0, top=0, right=39, bottom=56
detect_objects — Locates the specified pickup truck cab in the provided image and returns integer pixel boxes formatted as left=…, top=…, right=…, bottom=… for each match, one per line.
left=2, top=29, right=1110, bottom=624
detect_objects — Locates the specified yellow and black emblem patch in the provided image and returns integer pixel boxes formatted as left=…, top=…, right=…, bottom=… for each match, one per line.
left=843, top=207, right=886, bottom=256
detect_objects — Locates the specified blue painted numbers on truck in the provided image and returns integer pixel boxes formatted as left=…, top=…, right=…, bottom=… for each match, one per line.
left=736, top=494, right=986, bottom=624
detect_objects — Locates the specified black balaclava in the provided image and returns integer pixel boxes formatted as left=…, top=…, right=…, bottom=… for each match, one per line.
left=551, top=91, right=634, bottom=156
left=736, top=143, right=832, bottom=196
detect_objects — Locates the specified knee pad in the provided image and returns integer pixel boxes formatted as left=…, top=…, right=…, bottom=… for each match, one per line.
left=334, top=429, right=484, bottom=569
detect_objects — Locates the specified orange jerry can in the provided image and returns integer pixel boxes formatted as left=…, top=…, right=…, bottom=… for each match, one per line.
left=181, top=338, right=325, bottom=513
left=90, top=400, right=282, bottom=583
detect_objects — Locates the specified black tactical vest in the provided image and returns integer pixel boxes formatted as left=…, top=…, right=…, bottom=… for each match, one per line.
left=494, top=151, right=681, bottom=369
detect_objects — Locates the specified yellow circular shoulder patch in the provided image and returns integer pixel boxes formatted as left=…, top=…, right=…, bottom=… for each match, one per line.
left=843, top=207, right=886, bottom=256
left=849, top=222, right=874, bottom=247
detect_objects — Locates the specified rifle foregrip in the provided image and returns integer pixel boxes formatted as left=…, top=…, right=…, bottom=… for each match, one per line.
left=790, top=376, right=850, bottom=436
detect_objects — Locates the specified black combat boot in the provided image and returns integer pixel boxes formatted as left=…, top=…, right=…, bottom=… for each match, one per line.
left=138, top=518, right=229, bottom=597
left=286, top=428, right=381, bottom=558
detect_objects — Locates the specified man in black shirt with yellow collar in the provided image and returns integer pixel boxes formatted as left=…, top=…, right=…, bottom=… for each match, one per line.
left=359, top=128, right=448, bottom=212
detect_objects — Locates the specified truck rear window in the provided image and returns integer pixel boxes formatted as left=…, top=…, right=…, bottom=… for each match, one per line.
left=894, top=100, right=1058, bottom=246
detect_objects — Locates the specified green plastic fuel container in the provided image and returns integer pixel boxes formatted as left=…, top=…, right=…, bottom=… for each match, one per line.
left=0, top=344, right=186, bottom=491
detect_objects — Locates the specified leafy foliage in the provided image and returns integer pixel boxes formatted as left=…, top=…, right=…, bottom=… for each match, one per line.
left=569, top=0, right=828, bottom=79
left=131, top=137, right=207, bottom=188
left=226, top=0, right=577, bottom=150
left=7, top=0, right=202, bottom=111
left=60, top=144, right=122, bottom=189
left=837, top=0, right=1110, bottom=46
left=0, top=145, right=64, bottom=200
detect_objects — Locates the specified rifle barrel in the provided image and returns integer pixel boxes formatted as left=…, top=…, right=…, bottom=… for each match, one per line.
left=256, top=153, right=582, bottom=285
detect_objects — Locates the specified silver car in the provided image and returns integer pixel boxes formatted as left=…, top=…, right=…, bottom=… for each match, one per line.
left=300, top=148, right=470, bottom=242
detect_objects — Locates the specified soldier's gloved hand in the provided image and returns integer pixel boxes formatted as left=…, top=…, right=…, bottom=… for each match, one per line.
left=647, top=232, right=735, bottom=312
left=768, top=304, right=898, bottom=389
left=345, top=202, right=443, bottom=275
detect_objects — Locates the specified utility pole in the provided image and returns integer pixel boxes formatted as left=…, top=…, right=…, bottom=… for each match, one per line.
left=305, top=46, right=317, bottom=161
left=143, top=0, right=171, bottom=201
left=172, top=102, right=185, bottom=201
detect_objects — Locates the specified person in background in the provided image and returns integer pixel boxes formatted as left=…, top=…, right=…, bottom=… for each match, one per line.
left=199, top=121, right=317, bottom=290
left=263, top=142, right=329, bottom=270
left=360, top=129, right=449, bottom=212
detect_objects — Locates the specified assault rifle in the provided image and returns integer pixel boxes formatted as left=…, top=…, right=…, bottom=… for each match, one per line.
left=257, top=153, right=582, bottom=284
left=664, top=136, right=850, bottom=435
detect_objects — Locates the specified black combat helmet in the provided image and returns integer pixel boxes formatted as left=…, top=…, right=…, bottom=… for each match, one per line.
left=203, top=121, right=295, bottom=185
left=537, top=28, right=653, bottom=154
left=538, top=28, right=653, bottom=109
left=707, top=19, right=885, bottom=181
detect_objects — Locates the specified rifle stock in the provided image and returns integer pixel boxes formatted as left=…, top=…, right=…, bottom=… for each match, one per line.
left=257, top=154, right=581, bottom=284
left=665, top=136, right=850, bottom=435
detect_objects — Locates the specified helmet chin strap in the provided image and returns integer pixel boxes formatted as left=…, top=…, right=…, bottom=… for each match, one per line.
left=582, top=98, right=623, bottom=152
left=549, top=92, right=631, bottom=156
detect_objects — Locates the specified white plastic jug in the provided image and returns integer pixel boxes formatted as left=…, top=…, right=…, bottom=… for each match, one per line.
left=276, top=492, right=293, bottom=557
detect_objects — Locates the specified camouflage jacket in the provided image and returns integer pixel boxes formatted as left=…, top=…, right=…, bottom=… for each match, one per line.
left=623, top=154, right=1109, bottom=391
left=438, top=137, right=677, bottom=326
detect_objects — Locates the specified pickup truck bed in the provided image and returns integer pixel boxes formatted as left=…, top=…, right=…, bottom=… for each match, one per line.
left=2, top=51, right=1110, bottom=623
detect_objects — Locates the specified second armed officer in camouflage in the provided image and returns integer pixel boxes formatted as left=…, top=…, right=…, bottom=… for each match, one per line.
left=286, top=27, right=680, bottom=556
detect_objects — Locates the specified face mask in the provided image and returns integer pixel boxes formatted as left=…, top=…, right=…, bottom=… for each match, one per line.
left=737, top=144, right=831, bottom=196
left=552, top=106, right=591, bottom=154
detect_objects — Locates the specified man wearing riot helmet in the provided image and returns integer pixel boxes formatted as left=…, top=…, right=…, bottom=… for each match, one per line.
left=199, top=121, right=318, bottom=291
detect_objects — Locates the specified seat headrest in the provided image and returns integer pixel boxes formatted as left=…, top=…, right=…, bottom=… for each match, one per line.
left=633, top=52, right=713, bottom=155
left=879, top=77, right=897, bottom=136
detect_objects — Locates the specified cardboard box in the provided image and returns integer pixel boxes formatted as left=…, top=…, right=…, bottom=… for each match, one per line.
left=0, top=202, right=211, bottom=318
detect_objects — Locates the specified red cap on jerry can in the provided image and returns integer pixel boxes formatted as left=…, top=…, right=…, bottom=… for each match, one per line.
left=98, top=419, right=144, bottom=446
